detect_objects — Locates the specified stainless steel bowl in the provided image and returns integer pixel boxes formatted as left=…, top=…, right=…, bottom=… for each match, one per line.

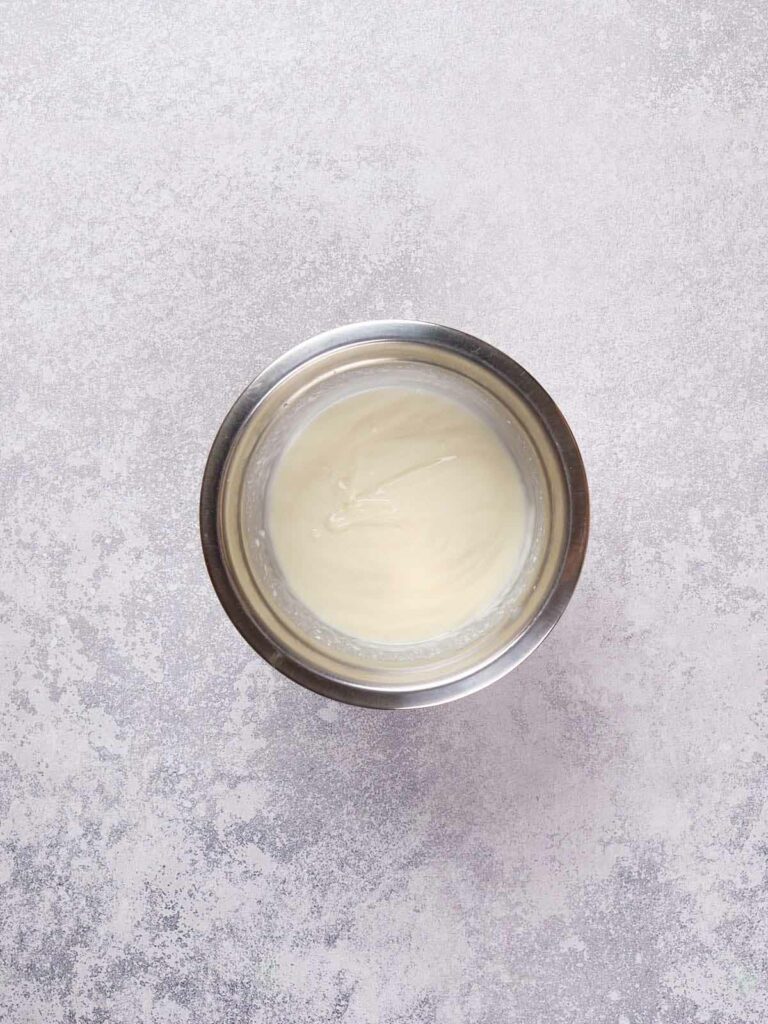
left=200, top=320, right=589, bottom=709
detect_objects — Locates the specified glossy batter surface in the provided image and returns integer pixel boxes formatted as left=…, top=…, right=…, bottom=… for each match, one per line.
left=268, top=387, right=528, bottom=643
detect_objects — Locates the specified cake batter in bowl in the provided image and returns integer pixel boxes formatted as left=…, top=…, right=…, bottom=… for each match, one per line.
left=200, top=320, right=589, bottom=709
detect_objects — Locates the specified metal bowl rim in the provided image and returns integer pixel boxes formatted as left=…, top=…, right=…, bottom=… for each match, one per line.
left=199, top=319, right=589, bottom=709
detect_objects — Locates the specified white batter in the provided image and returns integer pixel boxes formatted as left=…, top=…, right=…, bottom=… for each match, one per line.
left=268, top=387, right=528, bottom=644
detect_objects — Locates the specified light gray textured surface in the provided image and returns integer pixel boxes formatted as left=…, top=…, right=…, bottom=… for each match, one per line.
left=1, top=1, right=767, bottom=1021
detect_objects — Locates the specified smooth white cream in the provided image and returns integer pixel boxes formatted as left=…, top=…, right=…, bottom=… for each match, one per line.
left=268, top=387, right=528, bottom=644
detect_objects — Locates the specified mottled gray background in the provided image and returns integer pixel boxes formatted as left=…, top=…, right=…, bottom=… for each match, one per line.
left=1, top=1, right=767, bottom=1022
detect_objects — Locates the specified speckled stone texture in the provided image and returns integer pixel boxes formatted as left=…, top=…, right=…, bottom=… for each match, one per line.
left=1, top=1, right=767, bottom=1021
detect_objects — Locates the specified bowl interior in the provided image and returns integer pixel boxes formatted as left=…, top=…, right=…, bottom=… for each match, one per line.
left=217, top=339, right=570, bottom=692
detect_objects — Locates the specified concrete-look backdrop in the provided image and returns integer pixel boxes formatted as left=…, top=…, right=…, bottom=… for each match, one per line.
left=2, top=2, right=767, bottom=1022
